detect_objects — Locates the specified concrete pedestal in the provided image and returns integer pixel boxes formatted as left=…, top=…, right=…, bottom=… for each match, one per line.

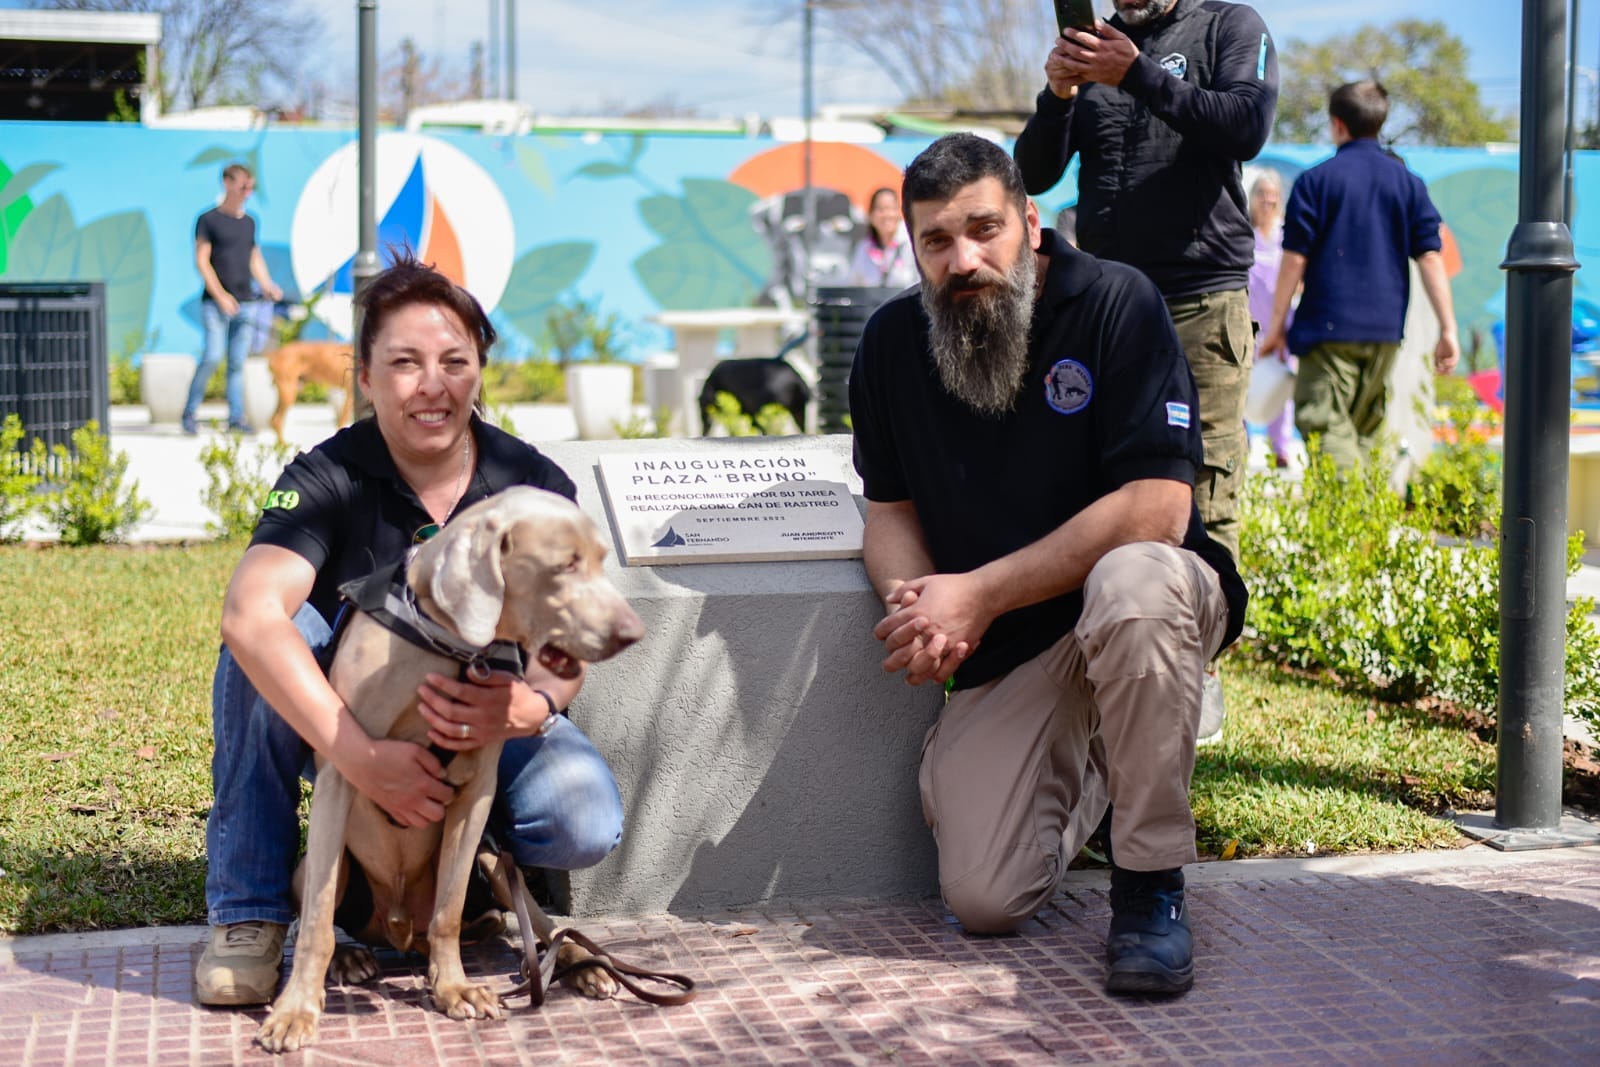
left=539, top=436, right=943, bottom=915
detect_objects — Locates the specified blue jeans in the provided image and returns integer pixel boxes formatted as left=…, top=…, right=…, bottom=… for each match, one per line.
left=204, top=604, right=624, bottom=926
left=184, top=299, right=262, bottom=426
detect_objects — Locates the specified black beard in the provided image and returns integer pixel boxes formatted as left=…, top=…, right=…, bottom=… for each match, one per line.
left=920, top=241, right=1038, bottom=418
left=1116, top=0, right=1176, bottom=27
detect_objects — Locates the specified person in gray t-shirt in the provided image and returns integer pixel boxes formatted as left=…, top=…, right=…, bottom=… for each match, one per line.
left=181, top=162, right=282, bottom=434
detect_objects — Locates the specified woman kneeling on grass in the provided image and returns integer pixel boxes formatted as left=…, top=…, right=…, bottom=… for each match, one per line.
left=194, top=255, right=623, bottom=1006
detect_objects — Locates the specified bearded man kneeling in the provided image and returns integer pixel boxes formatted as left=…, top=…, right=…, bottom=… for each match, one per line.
left=848, top=134, right=1247, bottom=995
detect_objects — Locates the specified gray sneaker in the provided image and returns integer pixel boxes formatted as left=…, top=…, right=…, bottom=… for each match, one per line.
left=1198, top=669, right=1226, bottom=747
left=194, top=920, right=286, bottom=1006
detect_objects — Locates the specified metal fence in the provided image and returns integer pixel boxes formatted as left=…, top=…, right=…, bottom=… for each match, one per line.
left=0, top=282, right=108, bottom=457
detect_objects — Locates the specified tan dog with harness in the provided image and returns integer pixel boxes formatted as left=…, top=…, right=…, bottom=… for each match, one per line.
left=256, top=486, right=650, bottom=1053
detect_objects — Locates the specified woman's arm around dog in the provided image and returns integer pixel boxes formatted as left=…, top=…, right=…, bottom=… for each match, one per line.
left=220, top=544, right=457, bottom=827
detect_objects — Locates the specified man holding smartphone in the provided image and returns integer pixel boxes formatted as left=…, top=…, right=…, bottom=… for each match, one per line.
left=1014, top=0, right=1276, bottom=744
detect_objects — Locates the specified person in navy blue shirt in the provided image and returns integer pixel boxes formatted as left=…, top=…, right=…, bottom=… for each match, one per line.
left=1258, top=80, right=1460, bottom=469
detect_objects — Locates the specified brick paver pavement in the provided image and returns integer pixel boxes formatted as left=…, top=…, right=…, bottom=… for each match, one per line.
left=1, top=848, right=1597, bottom=1065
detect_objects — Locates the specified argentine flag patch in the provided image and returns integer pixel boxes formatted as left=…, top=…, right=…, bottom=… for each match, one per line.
left=1166, top=402, right=1191, bottom=429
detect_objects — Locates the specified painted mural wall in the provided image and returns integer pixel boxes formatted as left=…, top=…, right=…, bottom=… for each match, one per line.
left=0, top=121, right=1583, bottom=368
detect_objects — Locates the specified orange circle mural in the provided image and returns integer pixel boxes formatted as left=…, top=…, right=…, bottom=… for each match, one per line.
left=1439, top=223, right=1463, bottom=279
left=729, top=143, right=905, bottom=214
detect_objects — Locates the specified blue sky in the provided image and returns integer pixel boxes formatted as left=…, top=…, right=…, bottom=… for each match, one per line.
left=0, top=1, right=1568, bottom=123
left=327, top=0, right=1543, bottom=121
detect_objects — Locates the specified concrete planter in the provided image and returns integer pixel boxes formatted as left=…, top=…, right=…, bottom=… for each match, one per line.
left=138, top=353, right=195, bottom=424
left=565, top=363, right=634, bottom=440
left=242, top=355, right=277, bottom=430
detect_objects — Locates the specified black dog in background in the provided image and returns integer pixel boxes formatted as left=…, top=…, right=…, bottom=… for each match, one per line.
left=698, top=356, right=811, bottom=435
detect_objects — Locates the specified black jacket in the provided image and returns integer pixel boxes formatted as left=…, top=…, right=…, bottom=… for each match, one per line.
left=1013, top=0, right=1278, bottom=298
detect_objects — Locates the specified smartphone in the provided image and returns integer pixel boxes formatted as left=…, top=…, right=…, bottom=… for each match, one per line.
left=1054, top=0, right=1097, bottom=35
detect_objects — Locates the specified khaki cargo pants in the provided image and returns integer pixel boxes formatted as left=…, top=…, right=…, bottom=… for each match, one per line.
left=1293, top=340, right=1402, bottom=470
left=1167, top=288, right=1254, bottom=566
left=918, top=542, right=1230, bottom=934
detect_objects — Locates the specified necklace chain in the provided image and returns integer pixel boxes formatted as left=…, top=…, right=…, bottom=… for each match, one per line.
left=446, top=435, right=471, bottom=519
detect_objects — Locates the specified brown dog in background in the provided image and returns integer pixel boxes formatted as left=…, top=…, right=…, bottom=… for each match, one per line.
left=267, top=340, right=356, bottom=442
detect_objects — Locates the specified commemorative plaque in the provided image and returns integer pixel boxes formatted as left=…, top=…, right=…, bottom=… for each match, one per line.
left=596, top=447, right=863, bottom=565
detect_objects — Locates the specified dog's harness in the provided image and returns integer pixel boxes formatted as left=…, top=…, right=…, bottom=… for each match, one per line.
left=336, top=559, right=526, bottom=683
left=331, top=559, right=525, bottom=783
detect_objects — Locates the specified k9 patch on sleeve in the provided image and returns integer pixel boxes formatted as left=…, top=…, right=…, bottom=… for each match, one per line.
left=1166, top=402, right=1191, bottom=429
left=1045, top=359, right=1093, bottom=415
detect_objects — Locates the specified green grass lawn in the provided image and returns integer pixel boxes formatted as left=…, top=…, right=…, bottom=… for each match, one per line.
left=1, top=541, right=238, bottom=934
left=0, top=542, right=1498, bottom=936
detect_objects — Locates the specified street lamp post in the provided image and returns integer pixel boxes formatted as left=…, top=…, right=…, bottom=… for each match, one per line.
left=354, top=0, right=379, bottom=303
left=802, top=1, right=817, bottom=308
left=1462, top=0, right=1600, bottom=850
left=353, top=0, right=379, bottom=416
left=1566, top=0, right=1580, bottom=223
left=506, top=0, right=517, bottom=102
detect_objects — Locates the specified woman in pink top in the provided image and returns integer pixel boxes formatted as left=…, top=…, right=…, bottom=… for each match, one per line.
left=848, top=187, right=919, bottom=290
left=1248, top=170, right=1296, bottom=468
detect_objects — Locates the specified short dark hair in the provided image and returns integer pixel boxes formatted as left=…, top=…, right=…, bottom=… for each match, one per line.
left=902, top=134, right=1028, bottom=232
left=1329, top=80, right=1389, bottom=140
left=222, top=163, right=253, bottom=183
left=353, top=250, right=497, bottom=370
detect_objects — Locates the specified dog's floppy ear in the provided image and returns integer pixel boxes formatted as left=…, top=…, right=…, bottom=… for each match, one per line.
left=420, top=510, right=508, bottom=647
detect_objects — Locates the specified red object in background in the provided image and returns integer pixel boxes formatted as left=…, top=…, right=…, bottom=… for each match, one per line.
left=1468, top=369, right=1504, bottom=413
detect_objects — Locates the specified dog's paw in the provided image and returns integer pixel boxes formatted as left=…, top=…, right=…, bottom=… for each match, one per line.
left=432, top=978, right=505, bottom=1021
left=256, top=1002, right=320, bottom=1054
left=329, top=944, right=380, bottom=985
left=557, top=942, right=619, bottom=1000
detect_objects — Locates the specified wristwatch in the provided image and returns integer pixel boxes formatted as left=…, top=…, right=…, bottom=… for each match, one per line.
left=533, top=689, right=561, bottom=737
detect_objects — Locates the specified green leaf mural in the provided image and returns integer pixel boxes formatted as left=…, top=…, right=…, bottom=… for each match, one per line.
left=638, top=195, right=696, bottom=243
left=4, top=192, right=156, bottom=360
left=186, top=139, right=268, bottom=204
left=635, top=241, right=763, bottom=310
left=573, top=161, right=635, bottom=181
left=77, top=211, right=153, bottom=359
left=632, top=178, right=766, bottom=310
left=0, top=159, right=42, bottom=275
left=187, top=146, right=240, bottom=168
left=7, top=194, right=79, bottom=281
left=498, top=241, right=597, bottom=343
left=623, top=134, right=646, bottom=168
left=0, top=162, right=59, bottom=212
left=516, top=143, right=554, bottom=196
left=1427, top=168, right=1518, bottom=338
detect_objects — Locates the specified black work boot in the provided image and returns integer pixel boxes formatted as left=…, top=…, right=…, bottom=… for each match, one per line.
left=1105, top=866, right=1193, bottom=995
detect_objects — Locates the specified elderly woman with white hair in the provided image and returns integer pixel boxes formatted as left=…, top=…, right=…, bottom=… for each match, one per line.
left=1248, top=169, right=1296, bottom=468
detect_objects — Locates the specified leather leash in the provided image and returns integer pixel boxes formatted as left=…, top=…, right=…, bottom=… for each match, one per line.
left=491, top=851, right=697, bottom=1008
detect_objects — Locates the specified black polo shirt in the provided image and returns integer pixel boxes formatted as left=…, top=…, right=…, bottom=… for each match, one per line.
left=195, top=208, right=258, bottom=303
left=250, top=416, right=576, bottom=626
left=850, top=229, right=1246, bottom=689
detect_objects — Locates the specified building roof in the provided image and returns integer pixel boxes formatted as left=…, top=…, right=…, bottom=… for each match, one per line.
left=0, top=10, right=161, bottom=46
left=0, top=10, right=159, bottom=122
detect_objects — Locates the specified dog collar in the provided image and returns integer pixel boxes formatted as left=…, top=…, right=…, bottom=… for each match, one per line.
left=337, top=560, right=526, bottom=680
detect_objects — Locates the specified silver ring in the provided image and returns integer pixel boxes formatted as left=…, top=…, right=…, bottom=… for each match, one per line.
left=459, top=722, right=470, bottom=739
